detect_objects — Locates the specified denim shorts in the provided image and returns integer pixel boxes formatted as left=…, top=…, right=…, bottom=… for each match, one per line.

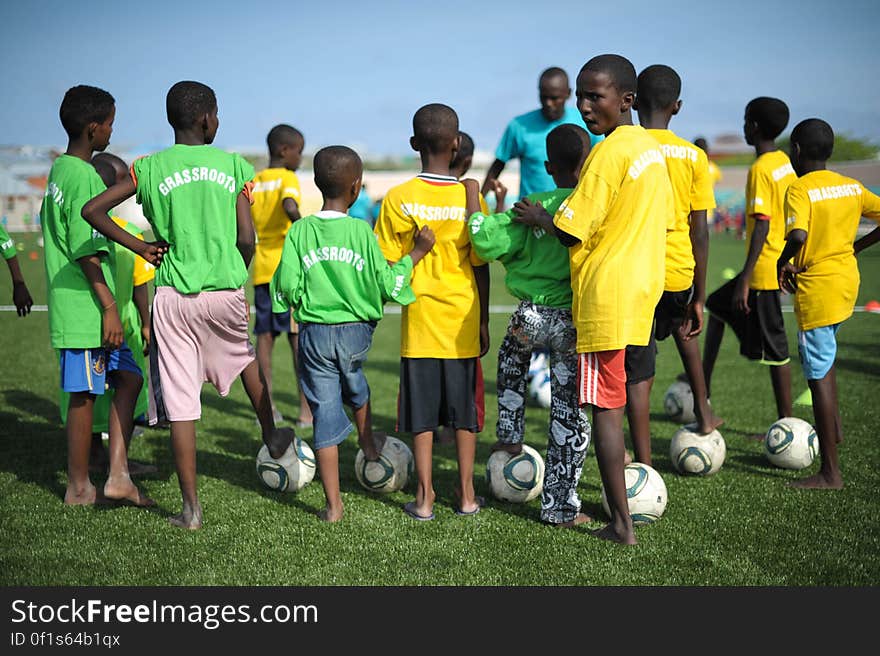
left=298, top=321, right=375, bottom=450
left=797, top=324, right=840, bottom=381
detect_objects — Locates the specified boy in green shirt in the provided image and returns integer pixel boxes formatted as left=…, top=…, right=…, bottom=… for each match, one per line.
left=83, top=81, right=293, bottom=529
left=41, top=85, right=158, bottom=507
left=271, top=146, right=434, bottom=522
left=464, top=123, right=593, bottom=527
left=0, top=223, right=33, bottom=316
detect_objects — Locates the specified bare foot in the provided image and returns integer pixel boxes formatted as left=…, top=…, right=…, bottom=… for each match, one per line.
left=266, top=427, right=295, bottom=459
left=557, top=512, right=593, bottom=528
left=168, top=505, right=202, bottom=530
left=591, top=523, right=637, bottom=545
left=788, top=473, right=843, bottom=490
left=696, top=412, right=725, bottom=435
left=318, top=506, right=344, bottom=522
left=64, top=481, right=98, bottom=506
left=404, top=490, right=435, bottom=520
left=127, top=459, right=158, bottom=477
left=490, top=440, right=523, bottom=455
left=104, top=475, right=155, bottom=507
left=360, top=431, right=386, bottom=462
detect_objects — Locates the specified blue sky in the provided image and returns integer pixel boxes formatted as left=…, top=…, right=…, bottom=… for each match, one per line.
left=1, top=0, right=878, bottom=156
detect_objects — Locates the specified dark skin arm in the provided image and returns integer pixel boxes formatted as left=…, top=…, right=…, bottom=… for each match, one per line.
left=680, top=209, right=709, bottom=340
left=78, top=254, right=123, bottom=350
left=132, top=283, right=151, bottom=355
left=734, top=216, right=770, bottom=313
left=776, top=229, right=807, bottom=294
left=81, top=176, right=167, bottom=266
left=854, top=226, right=880, bottom=255
left=5, top=256, right=33, bottom=316
left=511, top=198, right=580, bottom=247
left=481, top=159, right=506, bottom=197
left=282, top=197, right=301, bottom=222
left=461, top=179, right=491, bottom=356
left=236, top=190, right=256, bottom=268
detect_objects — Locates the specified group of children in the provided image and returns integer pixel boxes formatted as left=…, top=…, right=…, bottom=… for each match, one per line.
left=25, top=50, right=879, bottom=543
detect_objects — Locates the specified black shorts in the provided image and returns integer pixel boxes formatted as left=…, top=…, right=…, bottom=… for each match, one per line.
left=253, top=283, right=294, bottom=336
left=655, top=287, right=694, bottom=341
left=705, top=274, right=790, bottom=364
left=397, top=357, right=485, bottom=433
left=624, top=330, right=657, bottom=385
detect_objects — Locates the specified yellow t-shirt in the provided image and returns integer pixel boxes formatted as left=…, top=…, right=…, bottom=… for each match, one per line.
left=708, top=160, right=722, bottom=186
left=251, top=167, right=301, bottom=285
left=553, top=125, right=673, bottom=352
left=375, top=174, right=485, bottom=358
left=745, top=150, right=796, bottom=290
left=784, top=170, right=880, bottom=331
left=110, top=216, right=155, bottom=288
left=649, top=129, right=716, bottom=292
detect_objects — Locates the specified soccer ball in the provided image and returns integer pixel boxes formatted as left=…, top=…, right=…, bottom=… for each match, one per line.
left=354, top=435, right=414, bottom=493
left=669, top=425, right=726, bottom=475
left=764, top=417, right=819, bottom=470
left=485, top=444, right=545, bottom=503
left=664, top=380, right=695, bottom=423
left=528, top=368, right=552, bottom=409
left=601, top=463, right=668, bottom=525
left=256, top=437, right=316, bottom=492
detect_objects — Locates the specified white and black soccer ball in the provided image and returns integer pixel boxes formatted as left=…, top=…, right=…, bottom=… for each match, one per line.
left=256, top=437, right=316, bottom=492
left=528, top=367, right=552, bottom=409
left=663, top=380, right=696, bottom=424
left=670, top=425, right=726, bottom=475
left=485, top=444, right=545, bottom=503
left=354, top=435, right=414, bottom=493
left=601, top=462, right=668, bottom=525
left=764, top=417, right=819, bottom=470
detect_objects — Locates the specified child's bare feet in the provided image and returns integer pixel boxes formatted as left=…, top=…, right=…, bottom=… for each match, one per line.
left=104, top=475, right=155, bottom=507
left=490, top=439, right=523, bottom=455
left=788, top=473, right=843, bottom=490
left=64, top=481, right=98, bottom=506
left=318, top=505, right=344, bottom=522
left=266, top=427, right=295, bottom=460
left=591, top=522, right=637, bottom=545
left=168, top=503, right=202, bottom=530
left=696, top=411, right=724, bottom=435
left=557, top=512, right=593, bottom=528
left=359, top=431, right=386, bottom=462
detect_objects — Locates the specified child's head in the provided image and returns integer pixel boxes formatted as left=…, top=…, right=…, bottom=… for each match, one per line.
left=449, top=132, right=475, bottom=178
left=410, top=103, right=460, bottom=160
left=743, top=97, right=789, bottom=145
left=634, top=64, right=681, bottom=118
left=59, top=85, right=115, bottom=150
left=545, top=124, right=591, bottom=187
left=91, top=152, right=128, bottom=188
left=538, top=67, right=571, bottom=122
left=789, top=118, right=833, bottom=175
left=694, top=136, right=709, bottom=153
left=576, top=54, right=637, bottom=136
left=267, top=124, right=304, bottom=171
left=166, top=81, right=218, bottom=143
left=313, top=145, right=363, bottom=208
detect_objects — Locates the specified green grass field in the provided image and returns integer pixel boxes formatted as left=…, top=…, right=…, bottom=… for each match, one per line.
left=1, top=230, right=879, bottom=586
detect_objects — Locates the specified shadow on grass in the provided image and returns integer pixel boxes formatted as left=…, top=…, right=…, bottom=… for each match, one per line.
left=835, top=357, right=880, bottom=379
left=1, top=388, right=61, bottom=429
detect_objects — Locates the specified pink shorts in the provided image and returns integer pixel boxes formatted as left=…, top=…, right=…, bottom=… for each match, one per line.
left=578, top=350, right=627, bottom=409
left=148, top=287, right=255, bottom=423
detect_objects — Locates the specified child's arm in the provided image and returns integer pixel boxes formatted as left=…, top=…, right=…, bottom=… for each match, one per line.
left=680, top=209, right=709, bottom=340
left=734, top=216, right=769, bottom=312
left=474, top=263, right=490, bottom=357
left=132, top=283, right=151, bottom=354
left=491, top=178, right=508, bottom=213
left=283, top=197, right=301, bottom=223
left=4, top=256, right=33, bottom=317
left=854, top=227, right=880, bottom=255
left=511, top=199, right=580, bottom=247
left=776, top=230, right=807, bottom=294
left=854, top=187, right=880, bottom=255
left=235, top=190, right=256, bottom=268
left=78, top=254, right=123, bottom=350
left=82, top=177, right=167, bottom=266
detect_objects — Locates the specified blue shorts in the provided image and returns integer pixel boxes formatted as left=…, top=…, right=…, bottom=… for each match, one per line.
left=59, top=343, right=142, bottom=394
left=253, top=283, right=293, bottom=335
left=797, top=324, right=840, bottom=381
left=298, top=321, right=375, bottom=450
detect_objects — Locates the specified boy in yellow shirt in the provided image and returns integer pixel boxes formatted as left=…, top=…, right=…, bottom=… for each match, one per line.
left=777, top=118, right=880, bottom=489
left=375, top=103, right=490, bottom=520
left=703, top=98, right=796, bottom=434
left=514, top=54, right=673, bottom=544
left=251, top=124, right=312, bottom=428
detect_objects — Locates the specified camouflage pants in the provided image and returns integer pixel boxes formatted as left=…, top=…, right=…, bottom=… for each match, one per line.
left=496, top=301, right=591, bottom=524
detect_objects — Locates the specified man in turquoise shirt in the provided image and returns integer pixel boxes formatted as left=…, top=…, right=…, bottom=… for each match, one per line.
left=482, top=67, right=602, bottom=200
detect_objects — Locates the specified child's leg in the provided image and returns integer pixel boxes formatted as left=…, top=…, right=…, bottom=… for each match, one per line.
left=701, top=315, right=725, bottom=398
left=625, top=378, right=653, bottom=465
left=168, top=419, right=201, bottom=529
left=352, top=401, right=384, bottom=461
left=673, top=332, right=723, bottom=434
left=104, top=369, right=153, bottom=506
left=790, top=368, right=843, bottom=489
left=240, top=359, right=292, bottom=459
left=255, top=331, right=276, bottom=405
left=316, top=445, right=343, bottom=522
left=454, top=429, right=479, bottom=513
left=409, top=431, right=436, bottom=518
left=65, top=391, right=97, bottom=505
left=494, top=304, right=534, bottom=455
left=769, top=362, right=793, bottom=419
left=287, top=330, right=313, bottom=426
left=592, top=406, right=636, bottom=545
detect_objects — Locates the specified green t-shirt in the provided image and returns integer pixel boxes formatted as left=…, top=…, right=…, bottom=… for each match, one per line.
left=0, top=224, right=16, bottom=260
left=271, top=210, right=416, bottom=324
left=467, top=188, right=573, bottom=308
left=40, top=155, right=114, bottom=348
left=133, top=144, right=254, bottom=293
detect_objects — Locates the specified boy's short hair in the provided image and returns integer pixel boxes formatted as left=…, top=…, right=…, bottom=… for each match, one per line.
left=267, top=124, right=304, bottom=157
left=546, top=124, right=590, bottom=172
left=313, top=146, right=362, bottom=198
left=540, top=67, right=569, bottom=85
left=413, top=103, right=459, bottom=154
left=745, top=97, right=789, bottom=140
left=580, top=54, right=637, bottom=94
left=636, top=65, right=681, bottom=112
left=166, top=81, right=217, bottom=130
left=450, top=131, right=474, bottom=171
left=59, top=85, right=115, bottom=140
left=694, top=136, right=708, bottom=151
left=91, top=152, right=127, bottom=188
left=791, top=118, right=834, bottom=161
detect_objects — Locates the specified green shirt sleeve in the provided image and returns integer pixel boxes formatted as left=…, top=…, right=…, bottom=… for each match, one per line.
left=467, top=208, right=528, bottom=264
left=270, top=233, right=301, bottom=313
left=0, top=224, right=15, bottom=260
left=378, top=253, right=415, bottom=305
left=68, top=173, right=110, bottom=262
